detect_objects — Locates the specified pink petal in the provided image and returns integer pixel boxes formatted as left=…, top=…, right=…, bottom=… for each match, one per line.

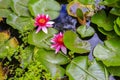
left=46, top=14, right=49, bottom=19
left=46, top=21, right=54, bottom=25
left=36, top=27, right=42, bottom=33
left=51, top=39, right=55, bottom=43
left=46, top=24, right=53, bottom=27
left=59, top=32, right=63, bottom=36
left=61, top=46, right=67, bottom=54
left=55, top=46, right=61, bottom=53
left=42, top=27, right=48, bottom=34
left=51, top=44, right=57, bottom=48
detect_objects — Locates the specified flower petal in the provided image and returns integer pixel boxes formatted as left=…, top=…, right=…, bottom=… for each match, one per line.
left=42, top=27, right=48, bottom=34
left=55, top=46, right=61, bottom=53
left=46, top=14, right=49, bottom=19
left=61, top=46, right=67, bottom=54
left=36, top=27, right=42, bottom=33
left=46, top=21, right=55, bottom=25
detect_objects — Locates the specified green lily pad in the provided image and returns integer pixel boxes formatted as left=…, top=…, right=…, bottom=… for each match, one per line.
left=11, top=0, right=31, bottom=17
left=78, top=0, right=94, bottom=5
left=114, top=17, right=120, bottom=36
left=35, top=48, right=70, bottom=65
left=6, top=14, right=34, bottom=32
left=35, top=49, right=70, bottom=78
left=0, top=0, right=11, bottom=9
left=77, top=25, right=95, bottom=38
left=76, top=8, right=84, bottom=20
left=63, top=31, right=91, bottom=54
left=66, top=56, right=108, bottom=80
left=91, top=10, right=116, bottom=31
left=28, top=28, right=57, bottom=49
left=0, top=9, right=12, bottom=17
left=28, top=0, right=61, bottom=20
left=101, top=0, right=120, bottom=8
left=98, top=27, right=118, bottom=38
left=107, top=66, right=120, bottom=76
left=110, top=7, right=120, bottom=16
left=93, top=38, right=120, bottom=66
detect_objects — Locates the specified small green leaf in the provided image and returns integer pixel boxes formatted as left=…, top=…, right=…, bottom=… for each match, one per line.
left=77, top=25, right=95, bottom=38
left=0, top=37, right=19, bottom=58
left=66, top=56, right=108, bottom=80
left=20, top=46, right=34, bottom=68
left=91, top=10, right=115, bottom=31
left=6, top=14, right=34, bottom=32
left=0, top=31, right=19, bottom=59
left=93, top=38, right=120, bottom=66
left=76, top=8, right=84, bottom=20
left=63, top=31, right=91, bottom=53
left=28, top=0, right=61, bottom=20
left=28, top=28, right=57, bottom=49
left=78, top=0, right=94, bottom=5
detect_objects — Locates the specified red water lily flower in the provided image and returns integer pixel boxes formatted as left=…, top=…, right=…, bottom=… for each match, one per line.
left=51, top=32, right=67, bottom=54
left=34, top=14, right=54, bottom=33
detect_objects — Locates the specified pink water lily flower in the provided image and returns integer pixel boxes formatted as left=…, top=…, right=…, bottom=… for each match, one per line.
left=51, top=32, right=67, bottom=54
left=34, top=14, right=54, bottom=33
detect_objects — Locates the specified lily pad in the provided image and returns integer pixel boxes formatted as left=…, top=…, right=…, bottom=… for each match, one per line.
left=101, top=0, right=120, bottom=8
left=66, top=56, right=108, bottom=80
left=28, top=0, right=61, bottom=20
left=98, top=27, right=118, bottom=38
left=0, top=0, right=11, bottom=9
left=35, top=49, right=70, bottom=78
left=91, top=10, right=116, bottom=31
left=114, top=17, right=120, bottom=36
left=110, top=7, right=120, bottom=16
left=6, top=14, right=34, bottom=32
left=28, top=28, right=57, bottom=49
left=0, top=9, right=12, bottom=17
left=77, top=25, right=95, bottom=38
left=78, top=0, right=94, bottom=5
left=93, top=38, right=120, bottom=66
left=11, top=0, right=31, bottom=17
left=63, top=31, right=91, bottom=53
left=107, top=66, right=120, bottom=76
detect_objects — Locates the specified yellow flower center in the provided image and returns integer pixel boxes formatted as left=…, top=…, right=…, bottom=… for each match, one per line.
left=39, top=19, right=46, bottom=24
